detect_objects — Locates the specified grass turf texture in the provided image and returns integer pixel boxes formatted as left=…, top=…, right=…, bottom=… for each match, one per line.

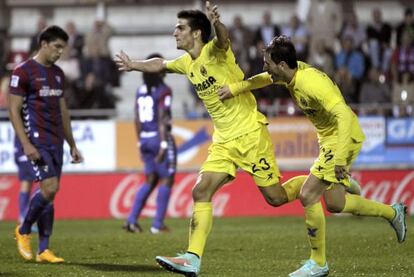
left=0, top=216, right=413, bottom=276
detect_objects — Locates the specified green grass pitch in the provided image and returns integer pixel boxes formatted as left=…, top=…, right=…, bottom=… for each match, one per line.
left=0, top=216, right=413, bottom=276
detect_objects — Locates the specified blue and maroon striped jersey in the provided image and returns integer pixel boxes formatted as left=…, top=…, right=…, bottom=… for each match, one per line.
left=135, top=83, right=172, bottom=134
left=9, top=59, right=65, bottom=147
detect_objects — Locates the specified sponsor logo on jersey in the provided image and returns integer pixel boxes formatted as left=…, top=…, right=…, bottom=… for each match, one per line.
left=39, top=86, right=63, bottom=97
left=193, top=76, right=217, bottom=92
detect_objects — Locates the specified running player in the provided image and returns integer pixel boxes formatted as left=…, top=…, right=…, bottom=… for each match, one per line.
left=9, top=25, right=83, bottom=263
left=123, top=53, right=177, bottom=234
left=218, top=35, right=407, bottom=277
left=115, top=2, right=316, bottom=276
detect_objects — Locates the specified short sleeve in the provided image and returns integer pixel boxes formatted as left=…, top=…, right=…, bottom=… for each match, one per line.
left=9, top=67, right=29, bottom=97
left=165, top=54, right=188, bottom=75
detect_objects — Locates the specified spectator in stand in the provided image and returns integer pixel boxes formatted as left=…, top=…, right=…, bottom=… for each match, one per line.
left=359, top=67, right=391, bottom=115
left=281, top=15, right=309, bottom=61
left=56, top=21, right=84, bottom=109
left=306, top=0, right=342, bottom=58
left=366, top=8, right=392, bottom=75
left=391, top=30, right=414, bottom=84
left=65, top=21, right=84, bottom=60
left=229, top=15, right=252, bottom=74
left=253, top=11, right=280, bottom=47
left=334, top=67, right=356, bottom=105
left=396, top=8, right=414, bottom=48
left=338, top=12, right=366, bottom=51
left=335, top=35, right=365, bottom=103
left=28, top=17, right=47, bottom=57
left=82, top=20, right=117, bottom=111
left=390, top=30, right=414, bottom=117
left=308, top=39, right=335, bottom=78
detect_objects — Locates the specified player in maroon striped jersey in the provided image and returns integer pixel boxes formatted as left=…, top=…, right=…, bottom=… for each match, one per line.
left=9, top=25, right=83, bottom=263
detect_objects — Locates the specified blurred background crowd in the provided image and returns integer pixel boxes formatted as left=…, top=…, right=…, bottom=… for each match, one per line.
left=0, top=0, right=414, bottom=119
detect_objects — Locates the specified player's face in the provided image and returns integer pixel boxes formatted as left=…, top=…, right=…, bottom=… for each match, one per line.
left=42, top=38, right=67, bottom=64
left=263, top=52, right=282, bottom=81
left=173, top=19, right=195, bottom=50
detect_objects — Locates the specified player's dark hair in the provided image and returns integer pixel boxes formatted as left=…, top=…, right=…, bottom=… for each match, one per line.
left=143, top=53, right=165, bottom=94
left=38, top=25, right=69, bottom=46
left=177, top=10, right=211, bottom=43
left=265, top=35, right=298, bottom=69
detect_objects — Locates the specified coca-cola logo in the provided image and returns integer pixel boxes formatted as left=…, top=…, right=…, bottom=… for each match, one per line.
left=361, top=171, right=414, bottom=214
left=110, top=173, right=231, bottom=219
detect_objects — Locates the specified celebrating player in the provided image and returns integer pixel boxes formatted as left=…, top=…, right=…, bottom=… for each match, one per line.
left=9, top=25, right=83, bottom=263
left=218, top=35, right=407, bottom=276
left=114, top=2, right=326, bottom=276
left=123, top=53, right=177, bottom=234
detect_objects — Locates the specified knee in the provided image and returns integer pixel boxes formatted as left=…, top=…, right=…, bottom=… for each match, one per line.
left=265, top=195, right=286, bottom=207
left=42, top=186, right=59, bottom=201
left=192, top=185, right=211, bottom=202
left=299, top=192, right=312, bottom=207
left=325, top=202, right=344, bottom=213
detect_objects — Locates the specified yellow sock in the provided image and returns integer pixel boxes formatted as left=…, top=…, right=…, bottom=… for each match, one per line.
left=187, top=202, right=213, bottom=257
left=305, top=202, right=326, bottom=266
left=342, top=194, right=395, bottom=220
left=281, top=175, right=307, bottom=202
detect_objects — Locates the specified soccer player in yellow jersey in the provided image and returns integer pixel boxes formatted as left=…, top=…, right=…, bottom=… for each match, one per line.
left=114, top=3, right=322, bottom=276
left=219, top=36, right=408, bottom=277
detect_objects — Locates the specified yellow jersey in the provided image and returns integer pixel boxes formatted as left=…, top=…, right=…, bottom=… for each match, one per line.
left=166, top=39, right=267, bottom=142
left=229, top=61, right=365, bottom=165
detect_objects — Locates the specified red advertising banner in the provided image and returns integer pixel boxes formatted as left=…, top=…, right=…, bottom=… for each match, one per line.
left=0, top=169, right=413, bottom=221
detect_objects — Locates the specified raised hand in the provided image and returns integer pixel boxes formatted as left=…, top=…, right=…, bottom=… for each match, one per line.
left=206, top=1, right=220, bottom=25
left=114, top=50, right=133, bottom=71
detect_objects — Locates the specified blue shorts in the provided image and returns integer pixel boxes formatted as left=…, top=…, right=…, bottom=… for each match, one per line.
left=140, top=135, right=176, bottom=178
left=31, top=145, right=64, bottom=181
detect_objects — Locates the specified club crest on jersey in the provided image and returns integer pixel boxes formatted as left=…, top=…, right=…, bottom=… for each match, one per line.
left=200, top=65, right=208, bottom=77
left=55, top=76, right=61, bottom=83
left=10, top=75, right=19, bottom=87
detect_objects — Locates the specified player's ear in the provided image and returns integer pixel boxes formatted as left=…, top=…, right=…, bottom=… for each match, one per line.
left=40, top=40, right=48, bottom=49
left=193, top=29, right=201, bottom=40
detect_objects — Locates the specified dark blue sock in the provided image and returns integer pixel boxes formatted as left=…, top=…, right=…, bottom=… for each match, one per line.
left=38, top=204, right=54, bottom=253
left=18, top=192, right=30, bottom=222
left=152, top=184, right=172, bottom=229
left=20, top=191, right=49, bottom=234
left=127, top=183, right=152, bottom=224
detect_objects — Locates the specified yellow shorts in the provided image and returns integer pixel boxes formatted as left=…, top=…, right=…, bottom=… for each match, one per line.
left=310, top=137, right=362, bottom=188
left=201, top=124, right=280, bottom=187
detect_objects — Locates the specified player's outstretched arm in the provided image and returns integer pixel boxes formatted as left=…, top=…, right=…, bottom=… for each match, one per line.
left=206, top=1, right=229, bottom=50
left=60, top=98, right=83, bottom=163
left=114, top=50, right=167, bottom=73
left=217, top=72, right=273, bottom=100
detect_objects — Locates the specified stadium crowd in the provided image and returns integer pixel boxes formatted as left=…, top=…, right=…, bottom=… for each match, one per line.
left=0, top=2, right=414, bottom=119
